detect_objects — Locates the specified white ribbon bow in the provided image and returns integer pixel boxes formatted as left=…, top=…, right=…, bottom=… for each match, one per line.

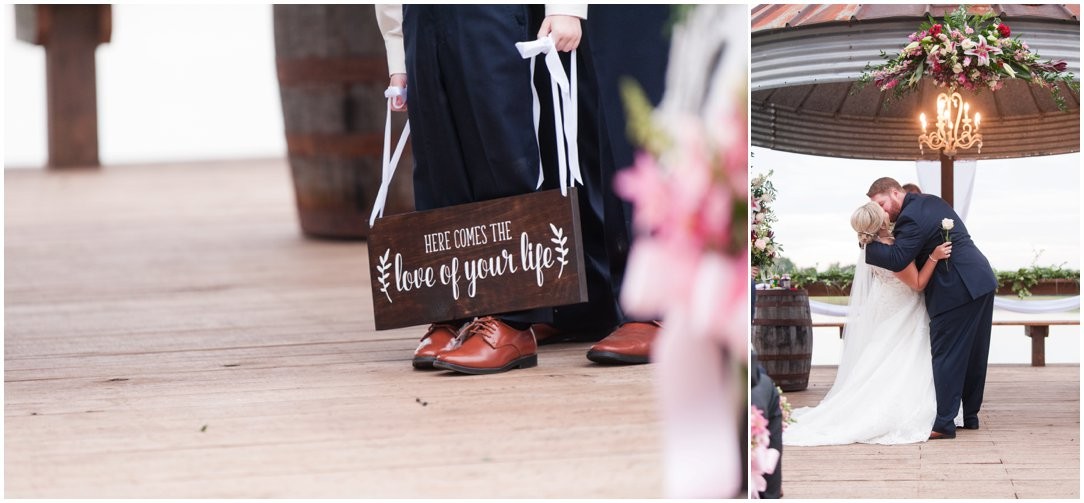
left=369, top=86, right=411, bottom=227
left=515, top=36, right=582, bottom=196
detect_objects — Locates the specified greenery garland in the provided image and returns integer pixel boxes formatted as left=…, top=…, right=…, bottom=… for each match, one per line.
left=782, top=263, right=1078, bottom=299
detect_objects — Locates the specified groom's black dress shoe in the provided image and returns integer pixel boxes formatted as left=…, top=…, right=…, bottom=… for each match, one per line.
left=929, top=430, right=956, bottom=440
left=961, top=418, right=980, bottom=430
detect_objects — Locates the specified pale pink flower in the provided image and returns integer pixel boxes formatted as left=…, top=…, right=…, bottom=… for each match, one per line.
left=688, top=254, right=747, bottom=352
left=620, top=239, right=699, bottom=319
left=655, top=317, right=743, bottom=497
left=965, top=35, right=1003, bottom=66
left=614, top=152, right=669, bottom=234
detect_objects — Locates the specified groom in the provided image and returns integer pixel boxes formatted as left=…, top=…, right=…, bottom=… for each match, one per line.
left=863, top=177, right=997, bottom=440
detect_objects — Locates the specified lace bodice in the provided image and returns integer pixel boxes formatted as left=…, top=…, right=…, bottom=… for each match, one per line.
left=871, top=264, right=919, bottom=307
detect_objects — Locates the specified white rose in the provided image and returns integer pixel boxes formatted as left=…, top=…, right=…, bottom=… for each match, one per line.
left=953, top=63, right=963, bottom=74
left=961, top=38, right=976, bottom=50
left=942, top=218, right=955, bottom=230
left=754, top=213, right=766, bottom=224
left=755, top=238, right=768, bottom=250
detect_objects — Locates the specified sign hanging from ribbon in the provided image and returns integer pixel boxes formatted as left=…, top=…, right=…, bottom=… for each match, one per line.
left=366, top=36, right=588, bottom=330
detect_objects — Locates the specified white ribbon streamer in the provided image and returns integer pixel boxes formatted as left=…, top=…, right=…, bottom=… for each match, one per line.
left=515, top=36, right=582, bottom=196
left=369, top=86, right=411, bottom=227
left=809, top=296, right=1081, bottom=317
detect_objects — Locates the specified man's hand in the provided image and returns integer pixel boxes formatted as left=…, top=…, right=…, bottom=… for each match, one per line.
left=388, top=73, right=407, bottom=111
left=538, top=15, right=582, bottom=52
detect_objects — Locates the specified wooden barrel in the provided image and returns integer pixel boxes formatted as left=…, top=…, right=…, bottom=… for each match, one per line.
left=273, top=5, right=414, bottom=239
left=752, top=289, right=813, bottom=392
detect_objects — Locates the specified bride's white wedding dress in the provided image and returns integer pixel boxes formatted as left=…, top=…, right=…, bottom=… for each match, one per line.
left=783, top=250, right=938, bottom=446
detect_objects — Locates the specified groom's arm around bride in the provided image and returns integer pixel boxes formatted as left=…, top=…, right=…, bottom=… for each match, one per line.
left=862, top=178, right=997, bottom=316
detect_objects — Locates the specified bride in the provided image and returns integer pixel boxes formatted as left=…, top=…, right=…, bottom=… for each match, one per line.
left=784, top=201, right=953, bottom=446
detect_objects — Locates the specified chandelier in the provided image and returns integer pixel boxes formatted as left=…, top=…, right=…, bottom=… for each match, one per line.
left=918, top=91, right=983, bottom=157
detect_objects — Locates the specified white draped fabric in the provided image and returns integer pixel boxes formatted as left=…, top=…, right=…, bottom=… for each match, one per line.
left=809, top=295, right=1081, bottom=316
left=915, top=159, right=977, bottom=222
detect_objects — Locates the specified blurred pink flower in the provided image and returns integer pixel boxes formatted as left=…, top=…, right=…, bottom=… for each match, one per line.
left=620, top=239, right=699, bottom=319
left=614, top=152, right=670, bottom=234
left=689, top=254, right=748, bottom=352
left=749, top=405, right=780, bottom=498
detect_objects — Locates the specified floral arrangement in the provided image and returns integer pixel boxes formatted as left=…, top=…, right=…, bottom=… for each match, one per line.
left=613, top=5, right=749, bottom=498
left=777, top=386, right=796, bottom=431
left=750, top=171, right=781, bottom=270
left=615, top=80, right=749, bottom=354
left=749, top=405, right=780, bottom=499
left=859, top=5, right=1078, bottom=110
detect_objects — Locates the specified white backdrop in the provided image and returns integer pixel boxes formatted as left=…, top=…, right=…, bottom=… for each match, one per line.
left=3, top=4, right=286, bottom=167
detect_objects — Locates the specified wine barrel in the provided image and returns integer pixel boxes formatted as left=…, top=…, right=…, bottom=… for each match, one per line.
left=752, top=289, right=813, bottom=392
left=273, top=5, right=414, bottom=239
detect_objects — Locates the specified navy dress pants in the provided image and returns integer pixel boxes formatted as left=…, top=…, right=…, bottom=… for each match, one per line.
left=537, top=5, right=672, bottom=335
left=929, top=291, right=995, bottom=434
left=403, top=5, right=550, bottom=325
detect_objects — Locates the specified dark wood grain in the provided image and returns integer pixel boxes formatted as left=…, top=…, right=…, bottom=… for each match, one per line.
left=273, top=5, right=414, bottom=239
left=367, top=188, right=588, bottom=330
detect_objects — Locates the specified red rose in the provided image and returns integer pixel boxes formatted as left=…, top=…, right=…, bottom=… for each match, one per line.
left=930, top=24, right=942, bottom=37
left=997, top=23, right=1011, bottom=37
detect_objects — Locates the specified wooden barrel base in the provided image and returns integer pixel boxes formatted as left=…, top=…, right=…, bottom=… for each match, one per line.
left=753, top=289, right=814, bottom=392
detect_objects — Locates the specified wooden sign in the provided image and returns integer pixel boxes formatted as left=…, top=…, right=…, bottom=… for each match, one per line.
left=367, top=187, right=588, bottom=330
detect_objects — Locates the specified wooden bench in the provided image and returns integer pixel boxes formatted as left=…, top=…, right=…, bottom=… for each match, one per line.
left=811, top=320, right=1079, bottom=367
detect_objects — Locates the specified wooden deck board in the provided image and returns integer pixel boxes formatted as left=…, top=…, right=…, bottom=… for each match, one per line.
left=4, top=161, right=664, bottom=498
left=781, top=364, right=1080, bottom=499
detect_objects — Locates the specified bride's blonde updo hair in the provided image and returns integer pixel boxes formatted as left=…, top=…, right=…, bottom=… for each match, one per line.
left=851, top=201, right=884, bottom=249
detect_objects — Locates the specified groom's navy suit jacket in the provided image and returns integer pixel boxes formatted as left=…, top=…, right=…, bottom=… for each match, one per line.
left=866, top=193, right=997, bottom=318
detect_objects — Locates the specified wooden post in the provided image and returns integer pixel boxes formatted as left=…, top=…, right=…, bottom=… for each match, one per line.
left=939, top=151, right=954, bottom=208
left=1024, top=325, right=1048, bottom=367
left=16, top=5, right=111, bottom=168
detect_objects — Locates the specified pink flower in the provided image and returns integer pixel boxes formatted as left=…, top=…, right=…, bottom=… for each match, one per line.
left=620, top=239, right=699, bottom=318
left=965, top=25, right=974, bottom=35
left=615, top=152, right=669, bottom=233
left=965, top=35, right=1003, bottom=66
left=688, top=254, right=748, bottom=352
left=699, top=186, right=731, bottom=247
left=749, top=405, right=780, bottom=498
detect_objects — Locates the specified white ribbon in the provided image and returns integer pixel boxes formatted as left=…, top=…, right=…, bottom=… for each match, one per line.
left=515, top=36, right=582, bottom=196
left=369, top=86, right=411, bottom=227
left=809, top=296, right=1081, bottom=317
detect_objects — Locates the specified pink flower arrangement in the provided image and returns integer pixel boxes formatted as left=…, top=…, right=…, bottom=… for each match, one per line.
left=859, top=5, right=1078, bottom=110
left=750, top=405, right=780, bottom=498
left=615, top=109, right=749, bottom=353
left=750, top=171, right=781, bottom=270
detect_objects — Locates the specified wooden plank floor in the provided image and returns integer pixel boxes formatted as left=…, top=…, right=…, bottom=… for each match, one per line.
left=4, top=160, right=663, bottom=498
left=781, top=364, right=1080, bottom=499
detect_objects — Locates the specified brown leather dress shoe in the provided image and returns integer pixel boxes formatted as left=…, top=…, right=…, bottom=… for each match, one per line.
left=412, top=323, right=461, bottom=370
left=586, top=321, right=661, bottom=365
left=928, top=430, right=956, bottom=440
left=434, top=317, right=537, bottom=375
